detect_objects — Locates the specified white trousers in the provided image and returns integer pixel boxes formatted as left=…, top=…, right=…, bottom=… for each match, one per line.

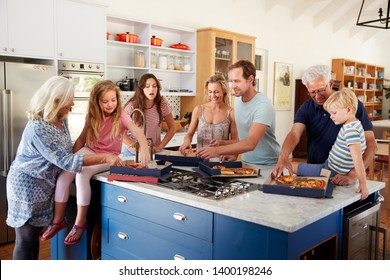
left=54, top=147, right=109, bottom=206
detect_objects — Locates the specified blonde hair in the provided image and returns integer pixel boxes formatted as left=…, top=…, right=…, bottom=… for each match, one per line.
left=204, top=74, right=230, bottom=104
left=27, top=76, right=74, bottom=123
left=323, top=88, right=358, bottom=113
left=86, top=80, right=122, bottom=147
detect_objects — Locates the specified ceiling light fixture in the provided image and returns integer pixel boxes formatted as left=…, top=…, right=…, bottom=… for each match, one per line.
left=356, top=0, right=390, bottom=29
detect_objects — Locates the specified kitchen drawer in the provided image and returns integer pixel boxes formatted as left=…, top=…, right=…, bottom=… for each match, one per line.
left=101, top=183, right=213, bottom=241
left=102, top=207, right=212, bottom=260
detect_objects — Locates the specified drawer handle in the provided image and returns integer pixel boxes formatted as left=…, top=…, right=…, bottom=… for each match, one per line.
left=173, top=254, right=186, bottom=260
left=173, top=212, right=187, bottom=221
left=117, top=195, right=128, bottom=203
left=362, top=223, right=368, bottom=229
left=118, top=232, right=129, bottom=240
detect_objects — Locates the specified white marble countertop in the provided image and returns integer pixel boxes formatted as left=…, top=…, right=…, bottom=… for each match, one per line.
left=94, top=165, right=385, bottom=233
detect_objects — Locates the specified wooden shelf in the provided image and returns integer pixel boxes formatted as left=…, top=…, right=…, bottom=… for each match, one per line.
left=332, top=58, right=385, bottom=121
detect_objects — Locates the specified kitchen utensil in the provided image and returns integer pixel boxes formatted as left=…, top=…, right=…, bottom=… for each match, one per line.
left=150, top=35, right=163, bottom=46
left=161, top=120, right=183, bottom=132
left=106, top=32, right=110, bottom=40
left=170, top=43, right=189, bottom=50
left=117, top=32, right=139, bottom=43
left=116, top=76, right=131, bottom=91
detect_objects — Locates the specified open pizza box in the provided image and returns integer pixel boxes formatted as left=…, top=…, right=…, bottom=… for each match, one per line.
left=199, top=161, right=261, bottom=178
left=108, top=160, right=172, bottom=184
left=154, top=149, right=204, bottom=166
left=262, top=169, right=333, bottom=198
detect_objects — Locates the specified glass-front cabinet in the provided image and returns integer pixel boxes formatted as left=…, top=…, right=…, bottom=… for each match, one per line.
left=106, top=15, right=196, bottom=97
left=181, top=27, right=255, bottom=114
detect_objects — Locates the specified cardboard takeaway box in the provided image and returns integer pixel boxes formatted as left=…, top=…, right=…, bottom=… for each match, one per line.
left=154, top=149, right=204, bottom=166
left=199, top=161, right=261, bottom=178
left=262, top=169, right=333, bottom=198
left=108, top=160, right=172, bottom=183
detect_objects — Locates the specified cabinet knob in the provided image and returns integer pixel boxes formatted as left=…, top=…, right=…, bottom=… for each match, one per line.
left=3, top=47, right=7, bottom=51
left=173, top=254, right=186, bottom=260
left=117, top=232, right=129, bottom=240
left=117, top=195, right=128, bottom=203
left=173, top=212, right=187, bottom=221
left=58, top=52, right=63, bottom=56
left=10, top=48, right=15, bottom=52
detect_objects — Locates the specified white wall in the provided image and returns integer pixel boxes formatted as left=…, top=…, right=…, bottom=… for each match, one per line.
left=96, top=0, right=389, bottom=144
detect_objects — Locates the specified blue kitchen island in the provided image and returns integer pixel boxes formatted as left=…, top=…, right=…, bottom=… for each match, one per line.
left=51, top=166, right=385, bottom=260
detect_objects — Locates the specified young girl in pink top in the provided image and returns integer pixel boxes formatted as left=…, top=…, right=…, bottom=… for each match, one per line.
left=123, top=73, right=176, bottom=153
left=41, top=80, right=150, bottom=245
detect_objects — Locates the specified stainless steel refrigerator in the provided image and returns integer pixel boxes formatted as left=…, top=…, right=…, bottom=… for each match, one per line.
left=1, top=60, right=56, bottom=244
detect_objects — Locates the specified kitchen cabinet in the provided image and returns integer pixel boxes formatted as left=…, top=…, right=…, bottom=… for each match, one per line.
left=101, top=183, right=213, bottom=260
left=180, top=27, right=255, bottom=115
left=332, top=58, right=385, bottom=121
left=106, top=15, right=196, bottom=98
left=56, top=0, right=106, bottom=63
left=99, top=181, right=342, bottom=260
left=50, top=169, right=384, bottom=260
left=0, top=0, right=54, bottom=58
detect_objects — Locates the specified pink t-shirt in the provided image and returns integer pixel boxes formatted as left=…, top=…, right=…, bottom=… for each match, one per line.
left=123, top=98, right=172, bottom=146
left=88, top=111, right=130, bottom=155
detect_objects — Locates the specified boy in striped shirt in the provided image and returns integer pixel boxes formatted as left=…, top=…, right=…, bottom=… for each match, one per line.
left=291, top=88, right=368, bottom=200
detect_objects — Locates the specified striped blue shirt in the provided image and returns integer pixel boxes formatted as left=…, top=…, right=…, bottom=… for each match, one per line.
left=328, top=120, right=366, bottom=175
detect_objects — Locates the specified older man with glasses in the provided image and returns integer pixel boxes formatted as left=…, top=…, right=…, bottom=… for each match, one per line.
left=273, top=64, right=376, bottom=186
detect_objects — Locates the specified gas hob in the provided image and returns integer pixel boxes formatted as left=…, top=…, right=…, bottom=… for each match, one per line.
left=158, top=168, right=260, bottom=200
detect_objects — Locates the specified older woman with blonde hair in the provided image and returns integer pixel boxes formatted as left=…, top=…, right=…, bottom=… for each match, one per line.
left=6, top=76, right=122, bottom=259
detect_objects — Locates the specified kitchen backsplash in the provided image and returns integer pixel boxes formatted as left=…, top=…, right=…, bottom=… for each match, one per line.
left=120, top=94, right=181, bottom=119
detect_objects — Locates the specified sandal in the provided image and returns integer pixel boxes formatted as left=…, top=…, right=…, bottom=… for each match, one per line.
left=40, top=219, right=68, bottom=241
left=64, top=223, right=88, bottom=245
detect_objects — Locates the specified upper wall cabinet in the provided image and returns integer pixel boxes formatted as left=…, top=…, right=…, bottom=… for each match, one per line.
left=56, top=0, right=106, bottom=62
left=0, top=0, right=55, bottom=58
left=106, top=15, right=196, bottom=96
left=180, top=28, right=255, bottom=115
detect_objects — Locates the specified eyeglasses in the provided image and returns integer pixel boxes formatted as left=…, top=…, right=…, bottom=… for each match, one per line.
left=308, top=84, right=328, bottom=96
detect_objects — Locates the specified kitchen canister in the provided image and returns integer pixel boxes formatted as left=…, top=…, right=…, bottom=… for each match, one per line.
left=134, top=50, right=145, bottom=67
left=174, top=55, right=183, bottom=71
left=158, top=54, right=167, bottom=69
left=167, top=55, right=175, bottom=70
left=151, top=52, right=157, bottom=68
left=184, top=56, right=191, bottom=71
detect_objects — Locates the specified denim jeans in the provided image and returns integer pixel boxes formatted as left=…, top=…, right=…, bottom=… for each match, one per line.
left=13, top=222, right=43, bottom=260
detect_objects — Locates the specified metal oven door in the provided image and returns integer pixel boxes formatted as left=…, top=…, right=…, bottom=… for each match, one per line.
left=59, top=71, right=104, bottom=98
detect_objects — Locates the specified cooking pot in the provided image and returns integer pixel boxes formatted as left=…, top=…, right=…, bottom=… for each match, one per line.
left=116, top=76, right=135, bottom=91
left=117, top=32, right=139, bottom=43
left=150, top=35, right=163, bottom=46
left=170, top=43, right=189, bottom=50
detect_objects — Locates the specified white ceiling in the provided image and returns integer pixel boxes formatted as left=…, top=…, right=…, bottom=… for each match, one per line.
left=266, top=0, right=390, bottom=43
